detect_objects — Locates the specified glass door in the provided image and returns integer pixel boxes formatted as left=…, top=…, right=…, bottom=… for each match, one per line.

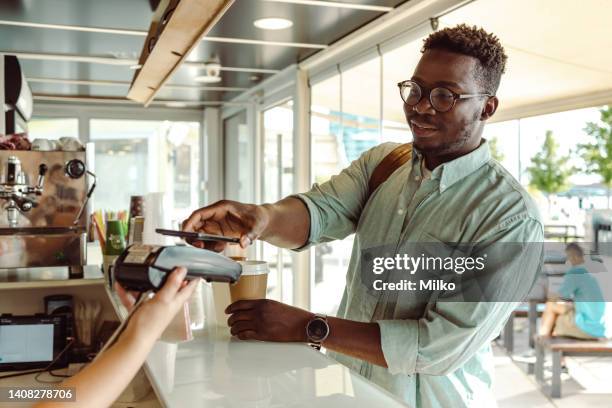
left=223, top=110, right=252, bottom=202
left=261, top=100, right=294, bottom=303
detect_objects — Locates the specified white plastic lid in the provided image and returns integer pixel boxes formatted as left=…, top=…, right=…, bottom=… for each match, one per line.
left=238, top=260, right=269, bottom=276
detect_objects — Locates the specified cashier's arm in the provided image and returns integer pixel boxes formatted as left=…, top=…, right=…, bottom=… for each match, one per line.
left=182, top=197, right=310, bottom=251
left=35, top=268, right=198, bottom=408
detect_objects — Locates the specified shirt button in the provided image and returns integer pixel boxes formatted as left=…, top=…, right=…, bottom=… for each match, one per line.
left=397, top=208, right=405, bottom=215
left=414, top=176, right=421, bottom=181
left=440, top=184, right=446, bottom=189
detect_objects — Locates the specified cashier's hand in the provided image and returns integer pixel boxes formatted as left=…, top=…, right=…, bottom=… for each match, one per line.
left=115, top=267, right=199, bottom=338
left=182, top=200, right=269, bottom=252
left=226, top=299, right=314, bottom=342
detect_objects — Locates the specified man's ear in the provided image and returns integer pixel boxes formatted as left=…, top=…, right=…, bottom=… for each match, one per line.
left=480, top=96, right=499, bottom=121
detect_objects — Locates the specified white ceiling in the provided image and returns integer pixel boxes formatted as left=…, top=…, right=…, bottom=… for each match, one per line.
left=311, top=0, right=612, bottom=125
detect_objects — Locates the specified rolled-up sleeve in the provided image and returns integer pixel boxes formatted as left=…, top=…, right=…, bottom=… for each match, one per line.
left=292, top=143, right=399, bottom=250
left=377, top=216, right=544, bottom=376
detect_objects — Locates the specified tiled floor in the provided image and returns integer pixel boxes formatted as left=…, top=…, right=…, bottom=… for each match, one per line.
left=494, top=318, right=612, bottom=408
left=493, top=345, right=554, bottom=408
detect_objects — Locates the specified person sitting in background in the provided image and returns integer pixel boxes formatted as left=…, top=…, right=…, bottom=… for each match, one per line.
left=539, top=243, right=606, bottom=340
left=35, top=267, right=198, bottom=408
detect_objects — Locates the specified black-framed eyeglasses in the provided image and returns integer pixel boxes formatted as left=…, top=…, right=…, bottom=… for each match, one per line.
left=397, top=80, right=492, bottom=113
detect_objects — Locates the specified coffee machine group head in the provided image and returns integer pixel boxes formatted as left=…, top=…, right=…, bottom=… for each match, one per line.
left=0, top=155, right=47, bottom=227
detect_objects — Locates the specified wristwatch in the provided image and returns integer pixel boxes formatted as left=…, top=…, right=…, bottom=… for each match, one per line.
left=306, top=314, right=329, bottom=350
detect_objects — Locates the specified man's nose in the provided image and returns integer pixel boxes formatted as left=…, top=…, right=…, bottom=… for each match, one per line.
left=414, top=95, right=436, bottom=115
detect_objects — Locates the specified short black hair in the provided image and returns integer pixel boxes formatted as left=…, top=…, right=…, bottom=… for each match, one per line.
left=566, top=242, right=584, bottom=257
left=422, top=24, right=508, bottom=94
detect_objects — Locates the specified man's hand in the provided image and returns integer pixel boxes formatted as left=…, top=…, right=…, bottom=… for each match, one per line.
left=225, top=299, right=314, bottom=342
left=181, top=200, right=270, bottom=252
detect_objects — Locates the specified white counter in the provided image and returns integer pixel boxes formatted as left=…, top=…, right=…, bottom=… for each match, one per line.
left=107, top=290, right=408, bottom=408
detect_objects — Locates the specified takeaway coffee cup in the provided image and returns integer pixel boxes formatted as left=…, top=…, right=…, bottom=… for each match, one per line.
left=224, top=244, right=247, bottom=261
left=229, top=261, right=269, bottom=302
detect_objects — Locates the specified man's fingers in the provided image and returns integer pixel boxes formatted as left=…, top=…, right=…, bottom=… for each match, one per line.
left=182, top=209, right=210, bottom=232
left=237, top=330, right=257, bottom=340
left=240, top=235, right=253, bottom=249
left=225, top=299, right=257, bottom=314
left=183, top=201, right=238, bottom=232
left=208, top=241, right=227, bottom=253
left=182, top=204, right=225, bottom=232
left=188, top=240, right=206, bottom=249
left=187, top=240, right=225, bottom=252
left=201, top=220, right=223, bottom=236
left=229, top=320, right=257, bottom=337
left=227, top=310, right=255, bottom=326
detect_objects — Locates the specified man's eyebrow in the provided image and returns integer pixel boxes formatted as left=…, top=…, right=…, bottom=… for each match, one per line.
left=411, top=77, right=463, bottom=89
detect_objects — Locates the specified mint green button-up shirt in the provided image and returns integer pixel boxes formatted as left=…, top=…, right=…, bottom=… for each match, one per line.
left=295, top=141, right=544, bottom=408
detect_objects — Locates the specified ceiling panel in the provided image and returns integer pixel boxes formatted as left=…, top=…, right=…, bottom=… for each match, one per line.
left=0, top=26, right=144, bottom=57
left=0, top=0, right=408, bottom=106
left=17, top=56, right=272, bottom=83
left=30, top=82, right=226, bottom=102
left=0, top=0, right=153, bottom=30
left=208, top=0, right=400, bottom=54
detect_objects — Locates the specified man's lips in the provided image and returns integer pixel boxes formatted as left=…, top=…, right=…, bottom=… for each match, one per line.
left=410, top=119, right=437, bottom=129
left=410, top=119, right=438, bottom=137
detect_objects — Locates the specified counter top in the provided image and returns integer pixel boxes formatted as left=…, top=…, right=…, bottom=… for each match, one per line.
left=106, top=289, right=408, bottom=408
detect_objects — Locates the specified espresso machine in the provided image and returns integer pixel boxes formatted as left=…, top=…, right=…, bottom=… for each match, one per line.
left=0, top=55, right=95, bottom=278
left=0, top=151, right=93, bottom=278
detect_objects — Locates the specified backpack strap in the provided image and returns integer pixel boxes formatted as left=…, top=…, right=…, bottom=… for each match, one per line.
left=367, top=143, right=413, bottom=199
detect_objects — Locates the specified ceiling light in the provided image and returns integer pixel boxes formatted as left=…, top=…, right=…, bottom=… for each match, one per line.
left=129, top=64, right=142, bottom=70
left=195, top=56, right=222, bottom=83
left=194, top=75, right=222, bottom=83
left=253, top=17, right=293, bottom=30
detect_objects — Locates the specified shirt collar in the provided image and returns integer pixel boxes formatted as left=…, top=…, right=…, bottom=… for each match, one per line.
left=412, top=139, right=491, bottom=193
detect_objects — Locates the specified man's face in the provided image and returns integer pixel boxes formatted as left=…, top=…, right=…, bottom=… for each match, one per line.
left=404, top=49, right=491, bottom=156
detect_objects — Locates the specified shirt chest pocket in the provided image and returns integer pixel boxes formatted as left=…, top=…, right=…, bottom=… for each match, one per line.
left=409, top=232, right=476, bottom=278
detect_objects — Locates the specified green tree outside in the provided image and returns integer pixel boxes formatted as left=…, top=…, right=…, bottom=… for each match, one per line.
left=578, top=105, right=612, bottom=208
left=526, top=130, right=573, bottom=211
left=488, top=136, right=505, bottom=162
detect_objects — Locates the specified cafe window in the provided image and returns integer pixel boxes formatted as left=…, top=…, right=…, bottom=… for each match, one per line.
left=90, top=119, right=200, bottom=225
left=28, top=117, right=79, bottom=140
left=381, top=39, right=423, bottom=143
left=310, top=57, right=386, bottom=314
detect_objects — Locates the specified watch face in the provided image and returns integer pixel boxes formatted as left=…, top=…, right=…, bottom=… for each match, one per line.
left=307, top=318, right=328, bottom=342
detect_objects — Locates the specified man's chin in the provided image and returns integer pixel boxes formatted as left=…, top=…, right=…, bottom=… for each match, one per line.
left=412, top=137, right=445, bottom=154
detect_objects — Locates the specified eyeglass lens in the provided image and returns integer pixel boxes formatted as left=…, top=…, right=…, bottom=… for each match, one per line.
left=400, top=82, right=455, bottom=112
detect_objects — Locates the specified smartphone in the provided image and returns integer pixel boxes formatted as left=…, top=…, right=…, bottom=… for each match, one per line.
left=155, top=228, right=240, bottom=243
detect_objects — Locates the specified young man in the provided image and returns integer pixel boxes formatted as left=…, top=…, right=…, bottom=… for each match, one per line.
left=183, top=25, right=543, bottom=407
left=540, top=243, right=606, bottom=340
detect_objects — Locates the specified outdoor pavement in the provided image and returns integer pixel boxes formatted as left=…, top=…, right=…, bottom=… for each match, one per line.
left=495, top=317, right=612, bottom=407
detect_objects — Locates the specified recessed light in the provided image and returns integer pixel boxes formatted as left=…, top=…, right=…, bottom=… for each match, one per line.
left=253, top=17, right=293, bottom=30
left=194, top=75, right=222, bottom=83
